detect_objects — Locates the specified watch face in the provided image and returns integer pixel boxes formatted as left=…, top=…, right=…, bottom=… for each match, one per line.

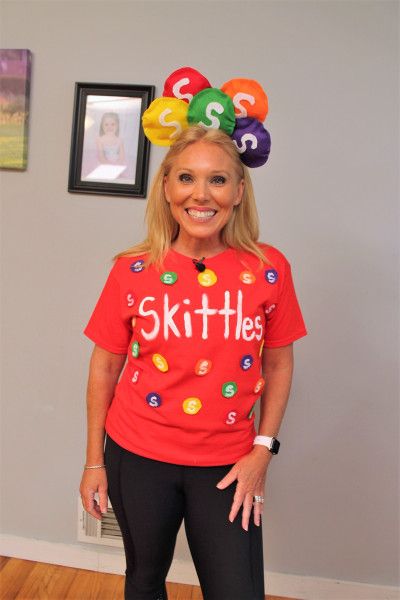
left=271, top=438, right=280, bottom=454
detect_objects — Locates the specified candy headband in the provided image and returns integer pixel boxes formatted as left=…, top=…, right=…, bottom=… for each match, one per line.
left=142, top=67, right=271, bottom=168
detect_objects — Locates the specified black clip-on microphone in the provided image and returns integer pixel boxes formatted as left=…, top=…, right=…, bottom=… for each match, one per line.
left=192, top=257, right=206, bottom=272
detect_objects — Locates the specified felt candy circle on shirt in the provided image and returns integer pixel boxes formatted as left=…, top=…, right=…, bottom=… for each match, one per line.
left=142, top=97, right=189, bottom=146
left=239, top=271, right=256, bottom=285
left=163, top=67, right=211, bottom=103
left=187, top=88, right=236, bottom=135
left=254, top=377, right=265, bottom=395
left=195, top=358, right=212, bottom=376
left=220, top=78, right=269, bottom=121
left=197, top=268, right=218, bottom=287
left=160, top=271, right=178, bottom=285
left=152, top=353, right=169, bottom=372
left=130, top=260, right=145, bottom=273
left=183, top=397, right=202, bottom=415
left=222, top=381, right=238, bottom=398
left=265, top=269, right=278, bottom=284
left=231, top=117, right=271, bottom=168
left=240, top=355, right=254, bottom=370
left=146, top=392, right=162, bottom=408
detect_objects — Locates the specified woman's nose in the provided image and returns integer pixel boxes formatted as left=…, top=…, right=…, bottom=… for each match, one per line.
left=191, top=179, right=208, bottom=202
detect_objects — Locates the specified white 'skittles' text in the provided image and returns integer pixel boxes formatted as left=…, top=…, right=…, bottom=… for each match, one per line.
left=137, top=290, right=263, bottom=341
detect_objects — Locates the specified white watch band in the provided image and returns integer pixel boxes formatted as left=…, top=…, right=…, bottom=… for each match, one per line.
left=253, top=435, right=274, bottom=448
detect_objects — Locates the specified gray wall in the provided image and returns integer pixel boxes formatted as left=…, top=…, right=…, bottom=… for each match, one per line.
left=1, top=0, right=398, bottom=587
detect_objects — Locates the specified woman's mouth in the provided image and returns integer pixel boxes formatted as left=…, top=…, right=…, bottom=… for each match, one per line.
left=185, top=208, right=217, bottom=221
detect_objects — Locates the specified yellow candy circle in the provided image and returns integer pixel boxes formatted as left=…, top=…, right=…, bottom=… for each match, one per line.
left=142, top=97, right=189, bottom=146
left=197, top=268, right=217, bottom=287
left=152, top=353, right=169, bottom=372
left=183, top=397, right=202, bottom=415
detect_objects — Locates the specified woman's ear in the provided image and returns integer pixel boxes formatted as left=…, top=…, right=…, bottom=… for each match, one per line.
left=234, top=179, right=245, bottom=206
left=164, top=175, right=170, bottom=203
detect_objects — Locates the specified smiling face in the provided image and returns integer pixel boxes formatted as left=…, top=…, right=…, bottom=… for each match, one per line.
left=100, top=113, right=119, bottom=136
left=102, top=117, right=117, bottom=134
left=163, top=141, right=244, bottom=255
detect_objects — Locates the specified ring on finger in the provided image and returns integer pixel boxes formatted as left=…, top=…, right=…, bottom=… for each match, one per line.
left=253, top=495, right=264, bottom=503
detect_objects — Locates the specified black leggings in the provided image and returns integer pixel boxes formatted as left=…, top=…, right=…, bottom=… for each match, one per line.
left=105, top=435, right=264, bottom=600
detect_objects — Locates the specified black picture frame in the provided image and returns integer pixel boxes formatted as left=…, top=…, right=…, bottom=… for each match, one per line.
left=68, top=82, right=155, bottom=197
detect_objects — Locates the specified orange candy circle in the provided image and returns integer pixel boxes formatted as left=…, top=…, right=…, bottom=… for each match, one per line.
left=254, top=377, right=265, bottom=395
left=239, top=270, right=256, bottom=285
left=220, top=78, right=268, bottom=122
left=195, top=359, right=212, bottom=376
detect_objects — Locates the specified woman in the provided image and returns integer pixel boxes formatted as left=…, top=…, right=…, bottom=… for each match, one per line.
left=80, top=125, right=306, bottom=600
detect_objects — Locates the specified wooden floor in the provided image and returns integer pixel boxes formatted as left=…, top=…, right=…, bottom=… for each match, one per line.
left=0, top=557, right=299, bottom=600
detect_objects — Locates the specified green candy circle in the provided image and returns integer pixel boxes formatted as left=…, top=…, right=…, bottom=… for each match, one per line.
left=222, top=381, right=238, bottom=398
left=131, top=341, right=140, bottom=358
left=188, top=88, right=236, bottom=135
left=160, top=271, right=178, bottom=285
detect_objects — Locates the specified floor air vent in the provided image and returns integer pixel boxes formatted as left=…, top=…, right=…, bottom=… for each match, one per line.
left=77, top=497, right=123, bottom=548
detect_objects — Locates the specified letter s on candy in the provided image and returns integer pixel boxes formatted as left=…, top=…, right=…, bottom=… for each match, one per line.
left=172, top=77, right=193, bottom=102
left=232, top=92, right=255, bottom=117
left=199, top=102, right=224, bottom=129
left=159, top=108, right=182, bottom=139
left=234, top=133, right=258, bottom=154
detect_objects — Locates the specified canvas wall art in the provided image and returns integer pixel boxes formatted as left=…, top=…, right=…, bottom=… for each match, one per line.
left=0, top=49, right=32, bottom=170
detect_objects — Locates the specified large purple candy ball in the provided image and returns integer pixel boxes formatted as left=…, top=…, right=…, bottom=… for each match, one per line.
left=231, top=117, right=271, bottom=168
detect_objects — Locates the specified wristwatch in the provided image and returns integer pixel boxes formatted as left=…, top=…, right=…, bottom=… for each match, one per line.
left=253, top=435, right=280, bottom=455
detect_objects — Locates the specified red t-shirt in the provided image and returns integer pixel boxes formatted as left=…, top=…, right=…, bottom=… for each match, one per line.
left=84, top=245, right=307, bottom=466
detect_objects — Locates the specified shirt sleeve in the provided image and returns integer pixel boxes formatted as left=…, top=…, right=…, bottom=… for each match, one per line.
left=84, top=263, right=131, bottom=354
left=264, top=258, right=307, bottom=348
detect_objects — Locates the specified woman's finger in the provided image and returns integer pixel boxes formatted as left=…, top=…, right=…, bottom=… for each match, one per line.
left=81, top=490, right=94, bottom=513
left=241, top=493, right=254, bottom=531
left=99, top=488, right=109, bottom=514
left=82, top=494, right=103, bottom=521
left=253, top=498, right=264, bottom=526
left=216, top=466, right=238, bottom=490
left=228, top=485, right=245, bottom=522
left=81, top=487, right=102, bottom=519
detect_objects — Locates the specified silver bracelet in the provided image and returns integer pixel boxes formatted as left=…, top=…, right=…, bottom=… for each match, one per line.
left=84, top=464, right=106, bottom=470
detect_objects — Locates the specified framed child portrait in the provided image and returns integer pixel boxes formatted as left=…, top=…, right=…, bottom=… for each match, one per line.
left=68, top=82, right=155, bottom=197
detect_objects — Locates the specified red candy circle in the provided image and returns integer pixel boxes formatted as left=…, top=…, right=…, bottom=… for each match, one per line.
left=163, top=67, right=211, bottom=103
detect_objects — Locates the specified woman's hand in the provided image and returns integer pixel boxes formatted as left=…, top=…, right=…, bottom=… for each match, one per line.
left=216, top=446, right=272, bottom=531
left=79, top=468, right=108, bottom=521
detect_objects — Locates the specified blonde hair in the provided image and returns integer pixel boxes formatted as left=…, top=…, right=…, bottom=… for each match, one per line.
left=114, top=125, right=267, bottom=267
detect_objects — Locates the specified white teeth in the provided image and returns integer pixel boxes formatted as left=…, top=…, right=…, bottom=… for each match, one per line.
left=187, top=209, right=216, bottom=219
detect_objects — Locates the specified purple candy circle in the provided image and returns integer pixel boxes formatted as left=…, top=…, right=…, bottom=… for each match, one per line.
left=231, top=117, right=271, bottom=168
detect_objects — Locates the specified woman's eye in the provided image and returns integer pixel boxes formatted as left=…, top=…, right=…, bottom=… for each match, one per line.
left=211, top=175, right=226, bottom=185
left=179, top=173, right=192, bottom=183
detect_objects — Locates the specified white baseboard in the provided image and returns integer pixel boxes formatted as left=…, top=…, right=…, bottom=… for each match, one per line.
left=0, top=534, right=398, bottom=600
